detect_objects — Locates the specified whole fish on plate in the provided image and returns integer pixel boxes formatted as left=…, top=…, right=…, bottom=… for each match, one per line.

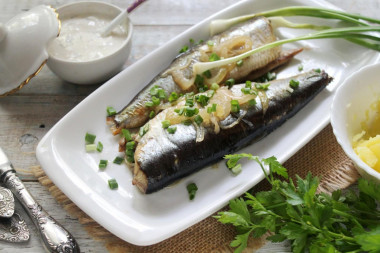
left=131, top=70, right=332, bottom=193
left=107, top=16, right=303, bottom=135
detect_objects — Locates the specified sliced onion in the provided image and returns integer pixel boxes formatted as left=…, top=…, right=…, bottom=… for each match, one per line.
left=194, top=122, right=205, bottom=143
left=258, top=91, right=269, bottom=114
left=210, top=114, right=220, bottom=134
left=220, top=110, right=247, bottom=130
left=214, top=36, right=253, bottom=58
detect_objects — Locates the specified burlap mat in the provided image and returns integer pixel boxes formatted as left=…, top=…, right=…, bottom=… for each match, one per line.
left=31, top=124, right=359, bottom=253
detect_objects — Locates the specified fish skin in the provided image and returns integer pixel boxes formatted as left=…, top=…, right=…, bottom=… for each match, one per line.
left=108, top=17, right=290, bottom=135
left=132, top=70, right=332, bottom=193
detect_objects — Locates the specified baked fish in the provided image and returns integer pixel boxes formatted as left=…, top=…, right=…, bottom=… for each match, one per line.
left=131, top=70, right=332, bottom=193
left=107, top=16, right=302, bottom=135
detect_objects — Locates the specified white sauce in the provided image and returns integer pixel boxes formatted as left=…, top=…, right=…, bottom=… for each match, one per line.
left=48, top=14, right=128, bottom=62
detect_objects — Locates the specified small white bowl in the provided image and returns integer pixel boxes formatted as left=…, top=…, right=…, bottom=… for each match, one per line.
left=47, top=1, right=133, bottom=85
left=331, top=62, right=380, bottom=184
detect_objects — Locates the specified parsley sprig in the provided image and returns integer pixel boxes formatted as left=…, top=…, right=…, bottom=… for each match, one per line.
left=216, top=154, right=380, bottom=253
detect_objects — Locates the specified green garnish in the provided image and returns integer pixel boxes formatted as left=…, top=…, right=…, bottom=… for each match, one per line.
left=184, top=107, right=199, bottom=117
left=150, top=85, right=159, bottom=96
left=106, top=106, right=116, bottom=116
left=230, top=164, right=242, bottom=175
left=231, top=100, right=240, bottom=113
left=121, top=129, right=132, bottom=141
left=289, top=79, right=300, bottom=89
left=255, top=83, right=270, bottom=90
left=217, top=153, right=380, bottom=253
left=152, top=96, right=160, bottom=106
left=203, top=70, right=212, bottom=78
left=241, top=87, right=251, bottom=94
left=211, top=83, right=220, bottom=90
left=248, top=99, right=257, bottom=107
left=139, top=124, right=149, bottom=137
left=162, top=120, right=171, bottom=129
left=209, top=53, right=220, bottom=62
left=187, top=183, right=198, bottom=200
left=236, top=59, right=244, bottom=67
left=185, top=97, right=195, bottom=107
left=179, top=45, right=189, bottom=53
left=126, top=141, right=135, bottom=151
left=108, top=178, right=118, bottom=190
left=194, top=115, right=203, bottom=125
left=189, top=38, right=195, bottom=44
left=182, top=119, right=193, bottom=126
left=225, top=78, right=235, bottom=88
left=298, top=64, right=304, bottom=71
left=207, top=40, right=214, bottom=47
left=96, top=141, right=103, bottom=152
left=85, top=144, right=97, bottom=152
left=245, top=80, right=252, bottom=87
left=194, top=74, right=205, bottom=88
left=149, top=110, right=155, bottom=119
left=145, top=101, right=154, bottom=107
left=195, top=94, right=210, bottom=107
left=158, top=89, right=167, bottom=100
left=85, top=132, right=96, bottom=144
left=113, top=156, right=124, bottom=165
left=314, top=68, right=321, bottom=73
left=207, top=103, right=217, bottom=113
left=167, top=126, right=177, bottom=134
left=99, top=160, right=108, bottom=169
left=168, top=92, right=179, bottom=102
left=174, top=108, right=184, bottom=115
left=125, top=141, right=135, bottom=163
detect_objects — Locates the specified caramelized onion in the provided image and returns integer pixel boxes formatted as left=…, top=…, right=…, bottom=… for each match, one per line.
left=214, top=36, right=253, bottom=58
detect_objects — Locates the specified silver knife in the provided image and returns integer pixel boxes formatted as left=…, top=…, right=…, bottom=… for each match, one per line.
left=0, top=147, right=80, bottom=253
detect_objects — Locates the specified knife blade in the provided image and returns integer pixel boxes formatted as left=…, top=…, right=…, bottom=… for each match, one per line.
left=0, top=147, right=80, bottom=253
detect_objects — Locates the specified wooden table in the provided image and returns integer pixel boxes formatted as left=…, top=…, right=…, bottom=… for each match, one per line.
left=0, top=0, right=379, bottom=252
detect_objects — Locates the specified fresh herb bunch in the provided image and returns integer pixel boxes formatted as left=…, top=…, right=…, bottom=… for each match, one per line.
left=215, top=154, right=380, bottom=253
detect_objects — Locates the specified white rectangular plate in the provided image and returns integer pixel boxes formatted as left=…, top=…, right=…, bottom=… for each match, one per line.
left=36, top=0, right=380, bottom=246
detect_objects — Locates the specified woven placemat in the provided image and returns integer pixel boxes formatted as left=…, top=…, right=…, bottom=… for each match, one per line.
left=31, top=124, right=359, bottom=253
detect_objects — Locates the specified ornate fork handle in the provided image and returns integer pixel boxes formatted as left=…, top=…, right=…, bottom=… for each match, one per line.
left=0, top=165, right=80, bottom=253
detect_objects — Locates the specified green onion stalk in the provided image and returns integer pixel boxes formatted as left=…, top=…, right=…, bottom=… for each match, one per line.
left=194, top=25, right=380, bottom=75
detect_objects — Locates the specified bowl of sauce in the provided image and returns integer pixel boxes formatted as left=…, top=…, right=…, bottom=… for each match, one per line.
left=47, top=1, right=133, bottom=85
left=331, top=62, right=380, bottom=184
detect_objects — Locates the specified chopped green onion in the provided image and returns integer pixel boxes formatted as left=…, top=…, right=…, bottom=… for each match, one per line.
left=182, top=119, right=193, bottom=126
left=108, top=178, right=118, bottom=190
left=185, top=97, right=194, bottom=107
left=210, top=83, right=220, bottom=90
left=149, top=110, right=155, bottom=119
left=99, top=160, right=108, bottom=169
left=121, top=129, right=132, bottom=141
left=168, top=92, right=179, bottom=102
left=194, top=74, right=204, bottom=87
left=236, top=59, right=244, bottom=67
left=184, top=107, right=199, bottom=117
left=255, top=83, right=270, bottom=90
left=203, top=70, right=212, bottom=78
left=195, top=94, right=210, bottom=107
left=174, top=108, right=184, bottom=115
left=145, top=101, right=154, bottom=107
left=230, top=164, right=242, bottom=175
left=245, top=80, right=252, bottom=88
left=150, top=85, right=159, bottom=96
left=85, top=144, right=97, bottom=152
left=241, top=87, right=251, bottom=94
left=179, top=45, right=189, bottom=53
left=249, top=99, right=257, bottom=107
left=194, top=115, right=203, bottom=125
left=158, top=89, right=167, bottom=100
left=167, top=126, right=177, bottom=134
left=207, top=40, right=214, bottom=47
left=139, top=124, right=149, bottom=137
left=187, top=183, right=198, bottom=200
left=113, top=156, right=124, bottom=165
left=85, top=133, right=96, bottom=144
left=267, top=72, right=276, bottom=81
left=298, top=64, right=304, bottom=71
left=207, top=103, right=217, bottom=114
left=106, top=106, right=116, bottom=116
left=231, top=100, right=240, bottom=113
left=289, top=79, right=300, bottom=89
left=198, top=39, right=204, bottom=44
left=209, top=53, right=220, bottom=62
left=96, top=141, right=103, bottom=152
left=314, top=68, right=321, bottom=73
left=189, top=38, right=195, bottom=44
left=152, top=96, right=160, bottom=106
left=225, top=78, right=235, bottom=88
left=162, top=120, right=171, bottom=129
left=126, top=141, right=135, bottom=150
